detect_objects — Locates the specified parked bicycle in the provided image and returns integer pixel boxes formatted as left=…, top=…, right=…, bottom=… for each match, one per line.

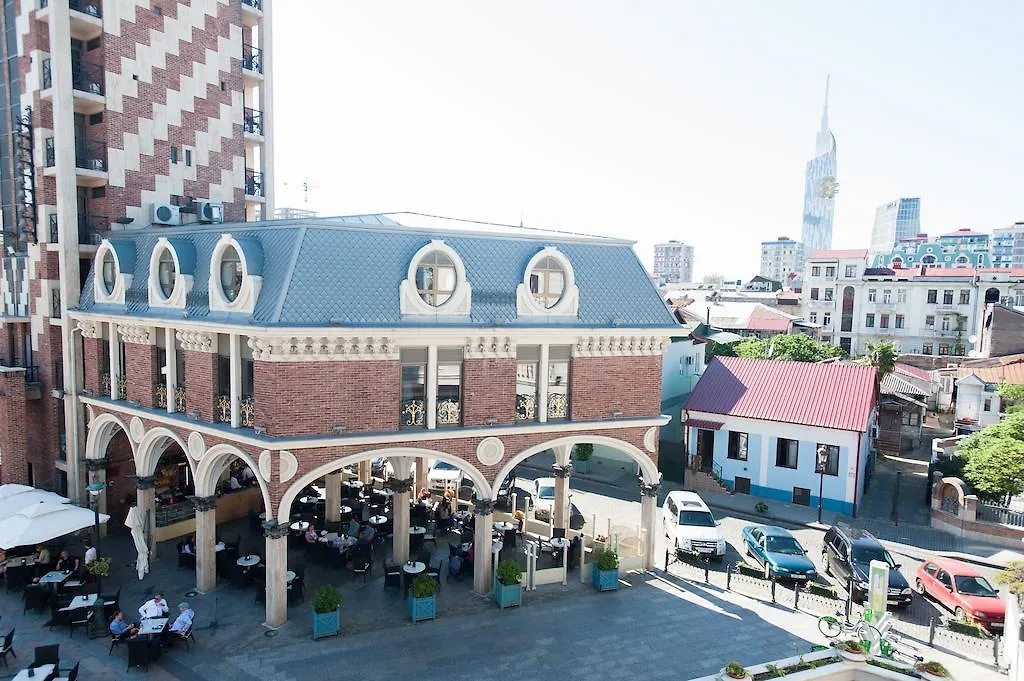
left=818, top=609, right=882, bottom=648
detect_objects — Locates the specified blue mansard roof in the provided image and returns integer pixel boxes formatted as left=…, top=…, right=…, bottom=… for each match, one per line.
left=77, top=214, right=677, bottom=329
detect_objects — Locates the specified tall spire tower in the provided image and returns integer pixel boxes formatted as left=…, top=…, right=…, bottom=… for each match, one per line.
left=800, top=76, right=839, bottom=255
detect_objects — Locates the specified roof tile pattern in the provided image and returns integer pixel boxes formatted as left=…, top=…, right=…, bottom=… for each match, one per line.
left=684, top=356, right=876, bottom=432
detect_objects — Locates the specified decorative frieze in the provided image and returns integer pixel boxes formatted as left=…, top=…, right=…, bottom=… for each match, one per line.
left=130, top=475, right=157, bottom=490
left=176, top=330, right=215, bottom=353
left=118, top=324, right=154, bottom=345
left=247, top=335, right=399, bottom=362
left=473, top=498, right=495, bottom=516
left=263, top=521, right=290, bottom=539
left=189, top=495, right=217, bottom=512
left=573, top=335, right=667, bottom=357
left=84, top=456, right=108, bottom=472
left=385, top=476, right=415, bottom=494
left=551, top=463, right=572, bottom=479
left=76, top=321, right=100, bottom=339
left=639, top=480, right=661, bottom=497
left=464, top=336, right=515, bottom=359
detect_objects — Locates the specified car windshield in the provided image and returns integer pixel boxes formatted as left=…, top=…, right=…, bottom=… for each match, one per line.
left=765, top=536, right=803, bottom=555
left=955, top=575, right=998, bottom=597
left=538, top=486, right=555, bottom=500
left=851, top=546, right=895, bottom=568
left=433, top=462, right=458, bottom=471
left=679, top=510, right=716, bottom=527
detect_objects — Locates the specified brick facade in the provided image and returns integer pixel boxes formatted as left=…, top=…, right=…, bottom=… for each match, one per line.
left=253, top=360, right=401, bottom=437
left=83, top=336, right=103, bottom=395
left=184, top=351, right=219, bottom=421
left=125, top=343, right=159, bottom=408
left=462, top=358, right=517, bottom=426
left=0, top=370, right=29, bottom=484
left=569, top=356, right=662, bottom=421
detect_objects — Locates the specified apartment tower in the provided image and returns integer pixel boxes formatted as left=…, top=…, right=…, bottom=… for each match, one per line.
left=653, top=240, right=694, bottom=284
left=0, top=0, right=274, bottom=499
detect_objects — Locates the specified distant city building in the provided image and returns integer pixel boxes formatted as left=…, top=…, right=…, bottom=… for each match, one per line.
left=274, top=207, right=319, bottom=220
left=872, top=229, right=990, bottom=269
left=760, top=236, right=802, bottom=283
left=870, top=198, right=921, bottom=254
left=653, top=241, right=694, bottom=283
left=800, top=77, right=839, bottom=255
left=992, top=222, right=1024, bottom=268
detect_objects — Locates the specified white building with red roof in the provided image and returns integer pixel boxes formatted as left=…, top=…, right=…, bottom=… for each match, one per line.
left=683, top=356, right=877, bottom=516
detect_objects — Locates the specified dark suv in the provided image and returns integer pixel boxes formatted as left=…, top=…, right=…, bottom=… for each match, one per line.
left=822, top=525, right=913, bottom=609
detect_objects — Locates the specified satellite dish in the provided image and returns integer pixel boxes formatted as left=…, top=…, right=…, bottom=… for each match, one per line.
left=968, top=335, right=978, bottom=344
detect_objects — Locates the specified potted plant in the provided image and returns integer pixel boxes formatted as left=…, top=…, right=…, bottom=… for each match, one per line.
left=755, top=501, right=769, bottom=514
left=718, top=661, right=750, bottom=680
left=494, top=559, right=523, bottom=609
left=591, top=546, right=620, bottom=591
left=87, top=557, right=111, bottom=595
left=836, top=639, right=867, bottom=663
left=573, top=443, right=593, bottom=474
left=408, top=574, right=438, bottom=623
left=311, top=585, right=342, bottom=639
left=914, top=661, right=951, bottom=681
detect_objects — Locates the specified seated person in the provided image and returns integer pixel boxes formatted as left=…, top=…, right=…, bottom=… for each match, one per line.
left=181, top=536, right=195, bottom=555
left=355, top=523, right=376, bottom=546
left=139, top=592, right=169, bottom=619
left=227, top=475, right=242, bottom=491
left=170, top=602, right=194, bottom=633
left=35, top=545, right=51, bottom=567
left=54, top=550, right=80, bottom=574
left=109, top=610, right=139, bottom=639
left=418, top=487, right=432, bottom=501
left=240, top=467, right=255, bottom=484
left=346, top=518, right=361, bottom=537
left=304, top=526, right=318, bottom=543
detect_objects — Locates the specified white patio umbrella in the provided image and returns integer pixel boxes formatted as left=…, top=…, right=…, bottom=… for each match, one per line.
left=0, top=502, right=108, bottom=550
left=0, top=490, right=70, bottom=521
left=0, top=484, right=38, bottom=500
left=125, top=505, right=149, bottom=580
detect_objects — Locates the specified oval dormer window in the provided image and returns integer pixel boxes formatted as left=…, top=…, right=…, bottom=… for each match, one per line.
left=415, top=251, right=457, bottom=306
left=157, top=249, right=176, bottom=298
left=101, top=250, right=116, bottom=295
left=220, top=245, right=243, bottom=302
left=529, top=255, right=566, bottom=309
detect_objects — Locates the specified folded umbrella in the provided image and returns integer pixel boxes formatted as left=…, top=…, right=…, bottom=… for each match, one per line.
left=0, top=502, right=109, bottom=550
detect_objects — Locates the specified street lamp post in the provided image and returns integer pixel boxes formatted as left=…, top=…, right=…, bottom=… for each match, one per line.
left=86, top=482, right=106, bottom=556
left=815, top=446, right=828, bottom=525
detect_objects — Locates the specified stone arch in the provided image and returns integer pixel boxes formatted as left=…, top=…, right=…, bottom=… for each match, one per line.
left=136, top=426, right=193, bottom=478
left=85, top=412, right=136, bottom=461
left=278, top=448, right=492, bottom=524
left=491, top=434, right=660, bottom=499
left=194, top=443, right=272, bottom=514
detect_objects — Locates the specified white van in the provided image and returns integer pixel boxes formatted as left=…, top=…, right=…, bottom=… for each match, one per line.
left=533, top=477, right=557, bottom=521
left=662, top=491, right=726, bottom=560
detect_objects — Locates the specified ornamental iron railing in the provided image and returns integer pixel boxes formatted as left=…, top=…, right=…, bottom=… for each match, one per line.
left=436, top=399, right=461, bottom=426
left=155, top=383, right=168, bottom=409
left=516, top=393, right=536, bottom=421
left=174, top=384, right=187, bottom=412
left=401, top=399, right=425, bottom=428
left=547, top=392, right=568, bottom=420
left=243, top=107, right=264, bottom=136
left=242, top=43, right=262, bottom=73
left=241, top=395, right=255, bottom=428
left=245, top=168, right=264, bottom=197
left=216, top=393, right=231, bottom=423
left=116, top=376, right=127, bottom=400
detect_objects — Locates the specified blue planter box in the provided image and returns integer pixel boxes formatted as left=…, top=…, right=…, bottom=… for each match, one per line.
left=312, top=608, right=340, bottom=639
left=592, top=564, right=619, bottom=591
left=408, top=593, right=436, bottom=623
left=494, top=580, right=522, bottom=609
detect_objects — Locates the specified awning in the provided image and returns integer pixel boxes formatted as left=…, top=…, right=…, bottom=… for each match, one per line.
left=683, top=418, right=724, bottom=430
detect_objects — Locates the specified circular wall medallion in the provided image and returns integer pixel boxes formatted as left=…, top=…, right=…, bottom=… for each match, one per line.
left=187, top=432, right=205, bottom=461
left=129, top=417, right=145, bottom=443
left=279, top=450, right=298, bottom=483
left=258, top=450, right=272, bottom=481
left=476, top=437, right=504, bottom=466
left=643, top=427, right=658, bottom=453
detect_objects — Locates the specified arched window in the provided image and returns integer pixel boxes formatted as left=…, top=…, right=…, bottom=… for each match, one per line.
left=954, top=255, right=970, bottom=268
left=157, top=249, right=176, bottom=298
left=921, top=255, right=937, bottom=268
left=415, top=251, right=457, bottom=306
left=890, top=257, right=903, bottom=269
left=220, top=246, right=243, bottom=302
left=985, top=287, right=1000, bottom=305
left=101, top=250, right=116, bottom=295
left=529, top=256, right=566, bottom=309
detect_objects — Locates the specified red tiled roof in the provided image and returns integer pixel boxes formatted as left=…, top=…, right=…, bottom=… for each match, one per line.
left=942, top=228, right=985, bottom=237
left=895, top=363, right=931, bottom=382
left=684, top=357, right=876, bottom=432
left=807, top=249, right=869, bottom=260
left=919, top=267, right=977, bottom=277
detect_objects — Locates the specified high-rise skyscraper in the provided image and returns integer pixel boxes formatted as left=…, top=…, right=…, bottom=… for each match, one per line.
left=0, top=0, right=274, bottom=496
left=800, top=77, right=839, bottom=255
left=653, top=240, right=694, bottom=283
left=870, top=198, right=921, bottom=254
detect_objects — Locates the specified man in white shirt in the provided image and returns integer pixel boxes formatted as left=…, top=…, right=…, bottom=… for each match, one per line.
left=240, top=467, right=255, bottom=482
left=170, top=602, right=194, bottom=633
left=83, top=540, right=97, bottom=566
left=139, top=593, right=169, bottom=620
left=227, top=476, right=242, bottom=490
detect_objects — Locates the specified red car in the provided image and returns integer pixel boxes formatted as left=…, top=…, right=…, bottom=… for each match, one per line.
left=914, top=557, right=1005, bottom=631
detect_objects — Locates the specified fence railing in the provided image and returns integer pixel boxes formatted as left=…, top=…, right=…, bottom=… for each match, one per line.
left=977, top=502, right=1024, bottom=527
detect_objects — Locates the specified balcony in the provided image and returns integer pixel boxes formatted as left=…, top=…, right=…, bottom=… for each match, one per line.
left=215, top=393, right=255, bottom=427
left=242, top=43, right=263, bottom=77
left=37, top=0, right=103, bottom=41
left=39, top=59, right=105, bottom=113
left=243, top=107, right=264, bottom=138
left=22, top=366, right=42, bottom=400
left=245, top=168, right=265, bottom=200
left=50, top=289, right=61, bottom=318
left=78, top=214, right=108, bottom=245
left=807, top=299, right=835, bottom=308
left=43, top=137, right=108, bottom=186
left=241, top=0, right=263, bottom=25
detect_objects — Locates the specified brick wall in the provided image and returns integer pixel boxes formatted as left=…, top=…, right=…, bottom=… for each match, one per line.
left=985, top=306, right=1024, bottom=357
left=24, top=326, right=62, bottom=488
left=463, top=358, right=516, bottom=426
left=104, top=430, right=138, bottom=530
left=0, top=370, right=28, bottom=484
left=569, top=356, right=662, bottom=421
left=125, top=343, right=158, bottom=408
left=254, top=360, right=401, bottom=437
left=185, top=351, right=218, bottom=421
left=0, top=323, right=12, bottom=365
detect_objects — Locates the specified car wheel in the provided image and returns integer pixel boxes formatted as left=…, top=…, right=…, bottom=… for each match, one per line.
left=955, top=606, right=966, bottom=621
left=915, top=578, right=926, bottom=596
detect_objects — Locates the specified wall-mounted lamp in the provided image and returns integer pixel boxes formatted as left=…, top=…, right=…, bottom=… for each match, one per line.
left=331, top=425, right=346, bottom=435
left=484, top=417, right=498, bottom=425
left=611, top=410, right=623, bottom=418
left=254, top=425, right=267, bottom=435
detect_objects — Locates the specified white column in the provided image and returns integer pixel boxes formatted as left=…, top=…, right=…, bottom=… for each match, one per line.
left=193, top=496, right=217, bottom=592
left=639, top=479, right=660, bottom=570
left=229, top=333, right=241, bottom=428
left=553, top=465, right=570, bottom=533
left=165, top=328, right=176, bottom=414
left=264, top=523, right=288, bottom=628
left=390, top=457, right=413, bottom=563
left=108, top=323, right=120, bottom=400
left=426, top=345, right=438, bottom=430
left=537, top=344, right=549, bottom=423
left=358, top=460, right=371, bottom=485
left=325, top=472, right=341, bottom=524
left=473, top=500, right=494, bottom=595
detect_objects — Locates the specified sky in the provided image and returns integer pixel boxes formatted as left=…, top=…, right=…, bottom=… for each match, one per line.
left=271, top=1, right=1024, bottom=279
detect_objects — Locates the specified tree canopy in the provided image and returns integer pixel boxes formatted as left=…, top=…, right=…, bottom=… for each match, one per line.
left=733, top=334, right=846, bottom=363
left=958, top=412, right=1024, bottom=503
left=998, top=383, right=1024, bottom=415
left=864, top=341, right=898, bottom=388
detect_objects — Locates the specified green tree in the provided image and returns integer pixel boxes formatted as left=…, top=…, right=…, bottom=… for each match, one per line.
left=865, top=341, right=898, bottom=390
left=995, top=560, right=1024, bottom=595
left=998, top=383, right=1024, bottom=415
left=706, top=341, right=738, bottom=360
left=733, top=334, right=846, bottom=362
left=958, top=413, right=1024, bottom=503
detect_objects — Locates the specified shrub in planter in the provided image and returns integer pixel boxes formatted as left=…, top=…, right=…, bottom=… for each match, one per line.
left=592, top=547, right=620, bottom=591
left=573, top=443, right=593, bottom=474
left=718, top=661, right=750, bottom=680
left=408, top=574, right=438, bottom=623
left=949, top=616, right=991, bottom=638
left=914, top=661, right=950, bottom=681
left=836, top=639, right=867, bottom=662
left=311, top=585, right=342, bottom=639
left=494, top=559, right=523, bottom=609
left=87, top=556, right=111, bottom=594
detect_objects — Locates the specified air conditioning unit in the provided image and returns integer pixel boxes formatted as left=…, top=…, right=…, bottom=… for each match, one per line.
left=197, top=201, right=225, bottom=224
left=151, top=203, right=181, bottom=226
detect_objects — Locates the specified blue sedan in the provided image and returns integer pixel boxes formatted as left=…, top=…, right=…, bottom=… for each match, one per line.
left=741, top=525, right=817, bottom=581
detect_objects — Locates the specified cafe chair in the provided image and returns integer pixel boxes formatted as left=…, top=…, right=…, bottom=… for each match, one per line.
left=126, top=638, right=159, bottom=672
left=168, top=622, right=197, bottom=651
left=68, top=607, right=94, bottom=639
left=177, top=545, right=196, bottom=571
left=383, top=564, right=402, bottom=590
left=55, top=660, right=79, bottom=681
left=425, top=560, right=442, bottom=590
left=99, top=586, right=120, bottom=608
left=0, top=628, right=16, bottom=667
left=108, top=630, right=130, bottom=656
left=351, top=555, right=371, bottom=583
left=31, top=643, right=60, bottom=669
left=286, top=577, right=304, bottom=606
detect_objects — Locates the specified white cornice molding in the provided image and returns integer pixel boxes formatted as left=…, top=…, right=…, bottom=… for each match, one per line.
left=574, top=335, right=668, bottom=357
left=76, top=320, right=100, bottom=339
left=118, top=324, right=154, bottom=345
left=464, top=336, right=515, bottom=359
left=248, top=335, right=399, bottom=362
left=176, top=330, right=215, bottom=353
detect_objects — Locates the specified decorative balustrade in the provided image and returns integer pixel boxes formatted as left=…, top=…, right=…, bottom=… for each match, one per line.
left=436, top=399, right=461, bottom=427
left=117, top=376, right=126, bottom=400
left=547, top=392, right=568, bottom=420
left=241, top=396, right=255, bottom=428
left=516, top=394, right=536, bottom=421
left=401, top=399, right=425, bottom=428
left=100, top=372, right=110, bottom=395
left=174, top=385, right=187, bottom=412
left=216, top=394, right=231, bottom=423
left=155, top=383, right=167, bottom=409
